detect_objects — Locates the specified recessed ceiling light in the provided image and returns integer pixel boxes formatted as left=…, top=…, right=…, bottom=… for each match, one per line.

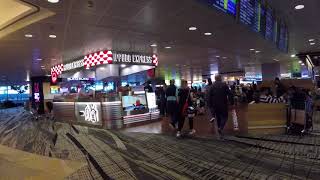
left=121, top=64, right=126, bottom=68
left=291, top=54, right=296, bottom=58
left=299, top=60, right=302, bottom=63
left=294, top=4, right=305, bottom=10
left=250, top=48, right=255, bottom=51
left=165, top=46, right=172, bottom=49
left=25, top=34, right=33, bottom=38
left=222, top=57, right=227, bottom=59
left=204, top=32, right=212, bottom=36
left=51, top=58, right=56, bottom=61
left=255, top=50, right=261, bottom=53
left=49, top=34, right=57, bottom=38
left=301, top=63, right=305, bottom=66
left=36, top=58, right=42, bottom=61
left=310, top=42, right=316, bottom=45
left=48, top=0, right=59, bottom=3
left=188, top=26, right=197, bottom=31
left=150, top=43, right=157, bottom=47
left=216, top=55, right=220, bottom=58
left=274, top=59, right=279, bottom=61
left=309, top=39, right=315, bottom=42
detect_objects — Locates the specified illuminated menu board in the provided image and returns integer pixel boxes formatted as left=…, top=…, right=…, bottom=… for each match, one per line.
left=209, top=0, right=237, bottom=16
left=265, top=7, right=274, bottom=41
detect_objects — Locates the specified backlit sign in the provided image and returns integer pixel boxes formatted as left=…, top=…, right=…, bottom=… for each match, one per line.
left=51, top=50, right=158, bottom=78
left=64, top=59, right=84, bottom=71
left=75, top=102, right=102, bottom=125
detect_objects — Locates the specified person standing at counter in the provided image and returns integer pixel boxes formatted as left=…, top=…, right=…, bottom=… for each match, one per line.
left=176, top=80, right=194, bottom=138
left=208, top=75, right=233, bottom=138
left=144, top=80, right=153, bottom=92
left=166, top=80, right=178, bottom=129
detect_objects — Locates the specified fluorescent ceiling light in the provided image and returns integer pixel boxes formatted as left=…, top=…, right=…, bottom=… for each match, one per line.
left=188, top=26, right=197, bottom=31
left=48, top=0, right=60, bottom=3
left=51, top=58, right=56, bottom=61
left=204, top=32, right=212, bottom=36
left=294, top=5, right=305, bottom=10
left=25, top=34, right=32, bottom=38
left=150, top=43, right=157, bottom=47
left=216, top=55, right=220, bottom=58
left=165, top=46, right=172, bottom=49
left=274, top=59, right=279, bottom=61
left=36, top=58, right=42, bottom=61
left=291, top=54, right=296, bottom=58
left=49, top=34, right=56, bottom=38
left=301, top=63, right=305, bottom=66
left=309, top=39, right=315, bottom=42
left=222, top=57, right=227, bottom=59
left=310, top=42, right=316, bottom=45
left=255, top=50, right=260, bottom=53
left=249, top=48, right=255, bottom=51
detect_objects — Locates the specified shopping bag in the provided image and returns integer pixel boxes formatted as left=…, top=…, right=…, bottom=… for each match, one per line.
left=232, top=109, right=239, bottom=130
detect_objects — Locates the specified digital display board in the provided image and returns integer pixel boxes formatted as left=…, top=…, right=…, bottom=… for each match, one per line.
left=204, top=0, right=237, bottom=16
left=278, top=23, right=288, bottom=52
left=239, top=0, right=261, bottom=32
left=265, top=7, right=274, bottom=41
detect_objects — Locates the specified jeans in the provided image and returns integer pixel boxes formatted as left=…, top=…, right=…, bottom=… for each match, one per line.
left=167, top=101, right=178, bottom=126
left=215, top=112, right=228, bottom=130
left=178, top=116, right=194, bottom=131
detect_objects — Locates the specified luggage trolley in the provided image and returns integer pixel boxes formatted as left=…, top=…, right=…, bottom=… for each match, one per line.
left=287, top=95, right=313, bottom=136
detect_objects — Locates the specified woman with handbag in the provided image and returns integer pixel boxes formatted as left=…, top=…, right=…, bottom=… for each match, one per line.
left=176, top=80, right=195, bottom=137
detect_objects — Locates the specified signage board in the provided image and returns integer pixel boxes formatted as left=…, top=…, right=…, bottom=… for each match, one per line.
left=146, top=92, right=157, bottom=109
left=51, top=50, right=158, bottom=80
left=75, top=102, right=102, bottom=125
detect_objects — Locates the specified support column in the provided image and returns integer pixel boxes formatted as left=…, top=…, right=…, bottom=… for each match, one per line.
left=261, top=63, right=281, bottom=81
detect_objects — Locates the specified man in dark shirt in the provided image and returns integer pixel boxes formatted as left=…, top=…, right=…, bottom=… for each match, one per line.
left=144, top=80, right=153, bottom=92
left=166, top=79, right=178, bottom=129
left=208, top=75, right=233, bottom=137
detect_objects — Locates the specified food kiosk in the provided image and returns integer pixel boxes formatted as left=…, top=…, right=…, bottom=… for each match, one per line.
left=50, top=50, right=160, bottom=129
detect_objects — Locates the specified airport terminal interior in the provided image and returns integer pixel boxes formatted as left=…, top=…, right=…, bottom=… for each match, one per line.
left=1, top=0, right=320, bottom=179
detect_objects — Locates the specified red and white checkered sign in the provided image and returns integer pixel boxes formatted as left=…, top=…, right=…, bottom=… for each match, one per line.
left=84, top=50, right=113, bottom=69
left=152, top=54, right=158, bottom=66
left=51, top=64, right=64, bottom=76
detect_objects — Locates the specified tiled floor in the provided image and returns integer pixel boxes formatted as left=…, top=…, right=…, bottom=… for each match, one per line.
left=1, top=108, right=320, bottom=179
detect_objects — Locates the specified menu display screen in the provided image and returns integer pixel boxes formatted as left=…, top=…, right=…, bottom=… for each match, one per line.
left=207, top=0, right=237, bottom=16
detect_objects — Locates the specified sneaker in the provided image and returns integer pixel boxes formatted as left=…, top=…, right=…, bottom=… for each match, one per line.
left=189, top=129, right=196, bottom=135
left=176, top=131, right=181, bottom=138
left=209, top=117, right=215, bottom=123
left=169, top=123, right=177, bottom=130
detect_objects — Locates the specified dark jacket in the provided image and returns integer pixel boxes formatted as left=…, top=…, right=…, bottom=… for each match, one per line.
left=208, top=81, right=233, bottom=114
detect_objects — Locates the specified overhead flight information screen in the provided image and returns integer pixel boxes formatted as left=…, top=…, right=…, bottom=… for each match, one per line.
left=278, top=24, right=288, bottom=52
left=239, top=0, right=261, bottom=33
left=265, top=7, right=274, bottom=41
left=209, top=0, right=237, bottom=16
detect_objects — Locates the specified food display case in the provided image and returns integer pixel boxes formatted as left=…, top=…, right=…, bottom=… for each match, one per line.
left=52, top=91, right=159, bottom=129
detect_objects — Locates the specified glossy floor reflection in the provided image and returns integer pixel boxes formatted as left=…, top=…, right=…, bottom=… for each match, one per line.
left=123, top=111, right=248, bottom=137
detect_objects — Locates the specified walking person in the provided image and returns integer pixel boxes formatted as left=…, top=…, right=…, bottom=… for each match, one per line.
left=205, top=78, right=214, bottom=122
left=208, top=75, right=234, bottom=138
left=166, top=80, right=178, bottom=129
left=176, top=80, right=195, bottom=137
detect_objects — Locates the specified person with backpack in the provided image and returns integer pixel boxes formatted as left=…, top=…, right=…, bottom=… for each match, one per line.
left=176, top=80, right=194, bottom=137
